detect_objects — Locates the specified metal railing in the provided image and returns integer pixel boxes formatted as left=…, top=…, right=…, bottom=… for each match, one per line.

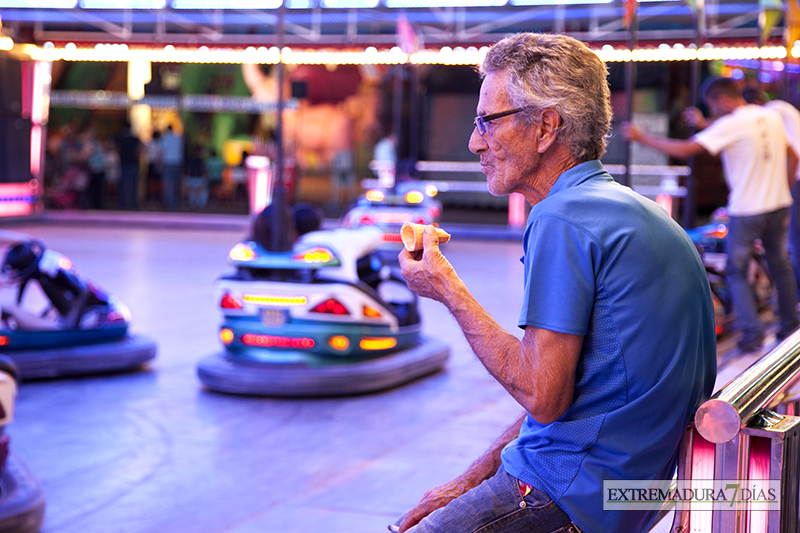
left=696, top=329, right=800, bottom=444
left=663, top=331, right=800, bottom=533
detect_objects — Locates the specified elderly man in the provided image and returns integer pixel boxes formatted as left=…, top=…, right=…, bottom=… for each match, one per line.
left=624, top=77, right=799, bottom=353
left=398, top=33, right=716, bottom=533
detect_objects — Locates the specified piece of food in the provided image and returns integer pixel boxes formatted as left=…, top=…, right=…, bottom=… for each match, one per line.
left=400, top=222, right=451, bottom=252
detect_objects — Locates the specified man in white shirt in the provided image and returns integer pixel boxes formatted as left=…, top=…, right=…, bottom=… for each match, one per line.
left=623, top=77, right=799, bottom=352
left=761, top=96, right=800, bottom=300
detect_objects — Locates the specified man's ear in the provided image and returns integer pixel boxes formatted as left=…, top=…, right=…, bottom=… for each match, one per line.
left=536, top=109, right=562, bottom=154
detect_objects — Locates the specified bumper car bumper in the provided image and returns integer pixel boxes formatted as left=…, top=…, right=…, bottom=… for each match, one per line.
left=0, top=453, right=45, bottom=533
left=197, top=336, right=449, bottom=397
left=2, top=333, right=157, bottom=380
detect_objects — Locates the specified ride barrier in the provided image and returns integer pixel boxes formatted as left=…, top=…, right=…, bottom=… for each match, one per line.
left=364, top=162, right=690, bottom=227
left=659, top=330, right=800, bottom=532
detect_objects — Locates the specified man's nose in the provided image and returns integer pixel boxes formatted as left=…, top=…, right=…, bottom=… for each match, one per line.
left=468, top=128, right=487, bottom=154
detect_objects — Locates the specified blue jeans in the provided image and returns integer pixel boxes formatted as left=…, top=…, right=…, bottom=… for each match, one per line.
left=119, top=164, right=138, bottom=210
left=728, top=208, right=799, bottom=346
left=407, top=467, right=576, bottom=533
left=162, top=164, right=182, bottom=210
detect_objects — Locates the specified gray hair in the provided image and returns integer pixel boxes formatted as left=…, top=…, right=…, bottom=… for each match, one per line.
left=480, top=33, right=612, bottom=162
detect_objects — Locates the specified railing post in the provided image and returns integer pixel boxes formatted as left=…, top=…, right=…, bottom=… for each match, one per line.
left=741, top=412, right=800, bottom=533
left=666, top=413, right=800, bottom=532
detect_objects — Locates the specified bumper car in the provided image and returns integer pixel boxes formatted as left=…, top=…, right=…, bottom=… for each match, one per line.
left=0, top=357, right=45, bottom=533
left=197, top=226, right=449, bottom=396
left=686, top=211, right=775, bottom=337
left=342, top=181, right=442, bottom=261
left=0, top=235, right=156, bottom=380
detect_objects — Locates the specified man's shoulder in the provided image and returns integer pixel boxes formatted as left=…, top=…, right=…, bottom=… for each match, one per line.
left=766, top=99, right=800, bottom=113
left=697, top=105, right=775, bottom=141
left=765, top=100, right=800, bottom=122
left=737, top=103, right=785, bottom=124
left=536, top=178, right=649, bottom=232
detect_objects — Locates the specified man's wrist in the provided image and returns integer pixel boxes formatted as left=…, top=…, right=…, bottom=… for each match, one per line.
left=442, top=277, right=469, bottom=314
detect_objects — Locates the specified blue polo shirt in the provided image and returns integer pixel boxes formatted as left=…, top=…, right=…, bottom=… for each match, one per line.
left=501, top=161, right=716, bottom=533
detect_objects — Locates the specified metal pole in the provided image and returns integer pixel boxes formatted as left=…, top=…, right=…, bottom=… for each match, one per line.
left=392, top=64, right=403, bottom=187
left=408, top=64, right=420, bottom=179
left=622, top=8, right=638, bottom=188
left=271, top=4, right=288, bottom=252
left=683, top=10, right=702, bottom=229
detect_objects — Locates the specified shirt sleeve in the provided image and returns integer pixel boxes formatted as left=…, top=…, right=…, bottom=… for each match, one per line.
left=518, top=215, right=599, bottom=335
left=692, top=114, right=738, bottom=156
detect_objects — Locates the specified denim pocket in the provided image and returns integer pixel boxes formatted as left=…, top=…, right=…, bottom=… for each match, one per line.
left=474, top=500, right=570, bottom=533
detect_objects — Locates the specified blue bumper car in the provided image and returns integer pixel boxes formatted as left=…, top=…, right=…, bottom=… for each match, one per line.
left=197, top=226, right=449, bottom=396
left=0, top=238, right=156, bottom=380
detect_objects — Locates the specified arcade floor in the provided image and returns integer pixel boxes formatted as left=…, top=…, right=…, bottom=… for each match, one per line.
left=0, top=215, right=757, bottom=533
left=2, top=217, right=525, bottom=533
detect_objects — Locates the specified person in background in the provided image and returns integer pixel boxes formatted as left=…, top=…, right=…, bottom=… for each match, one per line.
left=624, top=77, right=799, bottom=353
left=85, top=129, right=107, bottom=210
left=114, top=121, right=141, bottom=210
left=247, top=202, right=323, bottom=253
left=292, top=203, right=324, bottom=237
left=103, top=138, right=120, bottom=200
left=397, top=32, right=716, bottom=533
left=740, top=88, right=800, bottom=301
left=204, top=149, right=225, bottom=205
left=146, top=131, right=163, bottom=207
left=249, top=204, right=296, bottom=252
left=186, top=146, right=208, bottom=209
left=232, top=151, right=249, bottom=203
left=372, top=132, right=398, bottom=188
left=160, top=125, right=184, bottom=210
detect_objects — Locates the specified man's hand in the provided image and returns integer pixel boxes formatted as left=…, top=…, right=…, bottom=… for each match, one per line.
left=682, top=107, right=708, bottom=130
left=621, top=120, right=706, bottom=160
left=398, top=225, right=459, bottom=305
left=620, top=121, right=641, bottom=142
left=397, top=475, right=474, bottom=532
left=396, top=416, right=524, bottom=531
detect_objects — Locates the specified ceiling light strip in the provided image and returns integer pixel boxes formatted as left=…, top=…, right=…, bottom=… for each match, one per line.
left=14, top=42, right=798, bottom=65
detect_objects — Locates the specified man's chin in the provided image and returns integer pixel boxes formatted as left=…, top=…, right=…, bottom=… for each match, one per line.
left=485, top=178, right=507, bottom=198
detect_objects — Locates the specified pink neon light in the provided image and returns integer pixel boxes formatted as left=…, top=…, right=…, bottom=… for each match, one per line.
left=31, top=61, right=43, bottom=125
left=748, top=437, right=771, bottom=533
left=30, top=125, right=42, bottom=177
left=0, top=183, right=36, bottom=218
left=0, top=183, right=35, bottom=196
left=0, top=204, right=33, bottom=217
left=656, top=193, right=673, bottom=217
left=690, top=431, right=715, bottom=533
left=509, top=192, right=526, bottom=227
left=248, top=164, right=272, bottom=214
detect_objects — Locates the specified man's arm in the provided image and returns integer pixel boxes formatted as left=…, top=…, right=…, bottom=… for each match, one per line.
left=397, top=415, right=525, bottom=532
left=621, top=122, right=708, bottom=160
left=682, top=107, right=711, bottom=130
left=398, top=226, right=583, bottom=424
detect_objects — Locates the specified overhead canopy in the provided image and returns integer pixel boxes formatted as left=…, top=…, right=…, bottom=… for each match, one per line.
left=0, top=0, right=773, bottom=48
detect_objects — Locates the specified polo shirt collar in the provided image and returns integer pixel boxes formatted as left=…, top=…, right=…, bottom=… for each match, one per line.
left=546, top=160, right=609, bottom=198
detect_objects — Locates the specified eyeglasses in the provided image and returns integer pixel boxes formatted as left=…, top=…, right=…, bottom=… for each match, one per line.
left=473, top=107, right=531, bottom=136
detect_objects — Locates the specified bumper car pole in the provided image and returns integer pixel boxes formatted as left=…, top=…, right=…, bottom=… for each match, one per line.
left=271, top=4, right=291, bottom=254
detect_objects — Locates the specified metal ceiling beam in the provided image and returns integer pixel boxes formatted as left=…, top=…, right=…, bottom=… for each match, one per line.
left=0, top=4, right=766, bottom=47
